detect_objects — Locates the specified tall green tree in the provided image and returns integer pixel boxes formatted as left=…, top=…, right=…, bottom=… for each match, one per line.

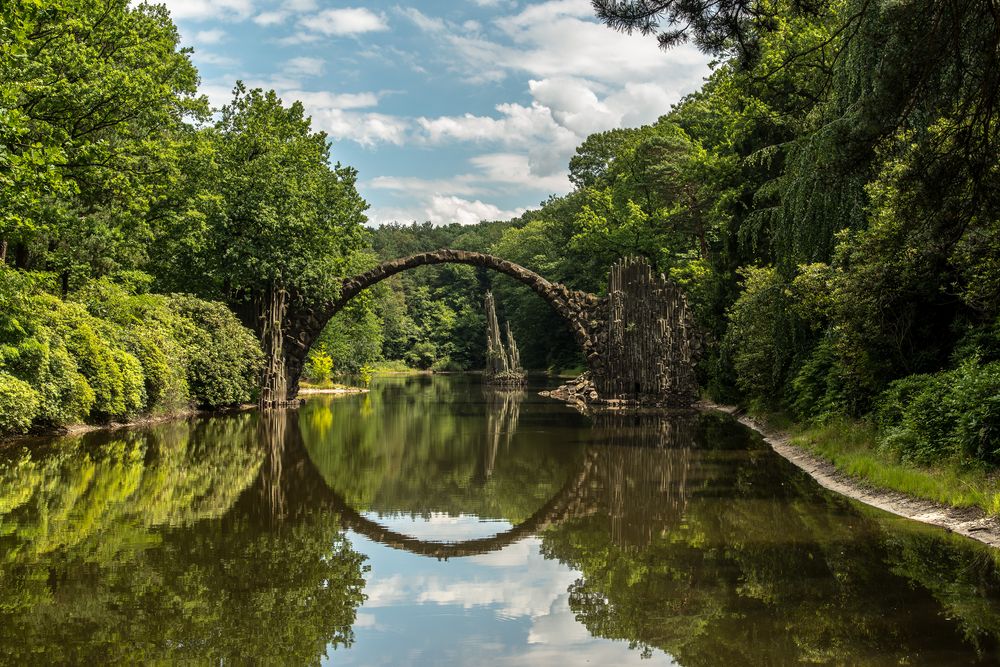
left=166, top=84, right=369, bottom=399
left=0, top=0, right=206, bottom=291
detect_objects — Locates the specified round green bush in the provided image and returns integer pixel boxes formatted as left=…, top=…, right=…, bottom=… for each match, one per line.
left=0, top=372, right=40, bottom=436
left=166, top=295, right=263, bottom=408
left=876, top=359, right=1000, bottom=465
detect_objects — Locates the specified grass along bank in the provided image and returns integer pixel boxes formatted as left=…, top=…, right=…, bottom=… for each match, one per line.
left=781, top=416, right=1000, bottom=516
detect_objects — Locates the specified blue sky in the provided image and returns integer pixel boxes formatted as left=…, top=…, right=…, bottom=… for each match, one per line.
left=161, top=0, right=713, bottom=225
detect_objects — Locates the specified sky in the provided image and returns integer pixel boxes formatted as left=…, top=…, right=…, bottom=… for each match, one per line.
left=160, top=0, right=713, bottom=226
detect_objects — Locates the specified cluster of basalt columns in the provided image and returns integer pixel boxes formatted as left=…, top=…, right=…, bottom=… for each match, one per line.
left=268, top=251, right=698, bottom=408
left=483, top=290, right=526, bottom=386
left=585, top=257, right=700, bottom=408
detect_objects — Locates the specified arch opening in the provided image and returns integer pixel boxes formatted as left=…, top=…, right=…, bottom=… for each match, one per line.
left=281, top=250, right=600, bottom=398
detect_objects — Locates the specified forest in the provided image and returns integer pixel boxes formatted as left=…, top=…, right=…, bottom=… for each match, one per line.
left=2, top=0, right=1000, bottom=480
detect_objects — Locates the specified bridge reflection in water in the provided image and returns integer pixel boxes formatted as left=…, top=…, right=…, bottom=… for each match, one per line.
left=248, top=379, right=1000, bottom=665
left=262, top=389, right=702, bottom=559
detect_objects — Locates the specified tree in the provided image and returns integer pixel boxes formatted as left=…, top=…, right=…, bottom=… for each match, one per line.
left=592, top=0, right=829, bottom=60
left=0, top=0, right=207, bottom=291
left=185, top=84, right=369, bottom=400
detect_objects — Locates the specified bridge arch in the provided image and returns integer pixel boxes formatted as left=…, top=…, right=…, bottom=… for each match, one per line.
left=320, top=448, right=598, bottom=559
left=280, top=251, right=699, bottom=407
left=283, top=250, right=601, bottom=396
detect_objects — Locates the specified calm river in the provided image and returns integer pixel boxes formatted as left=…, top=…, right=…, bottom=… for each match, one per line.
left=2, top=374, right=1000, bottom=665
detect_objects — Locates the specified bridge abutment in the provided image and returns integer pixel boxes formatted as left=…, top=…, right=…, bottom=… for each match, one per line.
left=583, top=257, right=700, bottom=408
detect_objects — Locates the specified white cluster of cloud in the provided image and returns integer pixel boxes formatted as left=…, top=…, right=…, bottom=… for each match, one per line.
left=362, top=2, right=707, bottom=225
left=163, top=0, right=711, bottom=226
left=162, top=0, right=387, bottom=34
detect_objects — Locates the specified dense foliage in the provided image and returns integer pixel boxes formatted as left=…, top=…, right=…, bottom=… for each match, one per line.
left=0, top=0, right=369, bottom=423
left=3, top=0, right=998, bottom=474
left=0, top=266, right=262, bottom=435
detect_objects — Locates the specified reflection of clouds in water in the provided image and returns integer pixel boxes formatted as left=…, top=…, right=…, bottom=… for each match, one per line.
left=336, top=528, right=677, bottom=666
left=414, top=562, right=576, bottom=619
left=526, top=593, right=591, bottom=644
left=468, top=538, right=535, bottom=568
left=362, top=542, right=574, bottom=618
left=363, top=574, right=409, bottom=607
left=363, top=512, right=513, bottom=541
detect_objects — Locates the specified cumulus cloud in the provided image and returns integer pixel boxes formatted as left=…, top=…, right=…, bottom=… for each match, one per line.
left=368, top=196, right=525, bottom=226
left=469, top=153, right=572, bottom=192
left=397, top=6, right=447, bottom=33
left=193, top=28, right=226, bottom=44
left=428, top=196, right=524, bottom=226
left=252, top=10, right=287, bottom=26
left=302, top=7, right=388, bottom=36
left=160, top=0, right=254, bottom=22
left=385, top=0, right=710, bottom=212
left=310, top=109, right=408, bottom=147
left=282, top=56, right=324, bottom=78
left=169, top=0, right=711, bottom=227
left=365, top=152, right=570, bottom=225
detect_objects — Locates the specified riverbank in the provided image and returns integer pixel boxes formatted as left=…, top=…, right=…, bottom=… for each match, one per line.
left=1, top=383, right=372, bottom=449
left=703, top=402, right=1000, bottom=549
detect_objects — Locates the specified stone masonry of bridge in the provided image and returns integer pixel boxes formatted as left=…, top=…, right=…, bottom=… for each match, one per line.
left=280, top=250, right=699, bottom=407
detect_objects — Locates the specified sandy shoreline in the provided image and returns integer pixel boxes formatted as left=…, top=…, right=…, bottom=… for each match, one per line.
left=297, top=387, right=368, bottom=395
left=702, top=401, right=1000, bottom=549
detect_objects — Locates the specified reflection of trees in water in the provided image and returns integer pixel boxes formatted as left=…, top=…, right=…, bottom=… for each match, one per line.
left=0, top=416, right=264, bottom=561
left=540, top=412, right=1000, bottom=665
left=300, top=380, right=581, bottom=524
left=0, top=413, right=367, bottom=664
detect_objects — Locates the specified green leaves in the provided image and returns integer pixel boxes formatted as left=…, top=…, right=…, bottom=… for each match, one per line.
left=1, top=0, right=207, bottom=283
left=205, top=85, right=369, bottom=303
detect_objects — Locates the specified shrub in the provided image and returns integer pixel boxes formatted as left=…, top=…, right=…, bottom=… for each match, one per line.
left=167, top=295, right=263, bottom=407
left=0, top=372, right=40, bottom=436
left=788, top=340, right=851, bottom=422
left=876, top=359, right=1000, bottom=465
left=430, top=356, right=461, bottom=372
left=24, top=333, right=94, bottom=425
left=950, top=360, right=1000, bottom=464
left=52, top=301, right=146, bottom=421
left=74, top=280, right=191, bottom=414
left=304, top=351, right=333, bottom=384
left=0, top=270, right=94, bottom=425
left=405, top=341, right=437, bottom=370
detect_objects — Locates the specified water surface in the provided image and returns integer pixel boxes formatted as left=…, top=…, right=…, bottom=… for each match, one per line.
left=2, top=374, right=1000, bottom=665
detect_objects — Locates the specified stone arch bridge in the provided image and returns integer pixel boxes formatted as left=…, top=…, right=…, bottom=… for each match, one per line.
left=281, top=250, right=699, bottom=407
